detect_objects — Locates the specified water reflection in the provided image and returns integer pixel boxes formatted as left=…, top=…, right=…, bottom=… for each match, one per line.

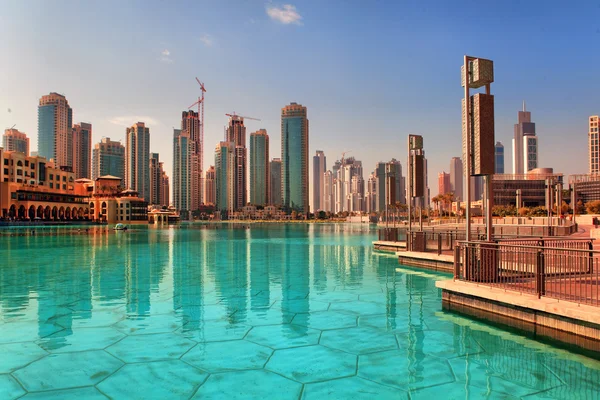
left=0, top=223, right=599, bottom=398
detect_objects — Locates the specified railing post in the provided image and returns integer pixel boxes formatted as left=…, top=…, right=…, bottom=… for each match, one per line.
left=536, top=240, right=545, bottom=298
left=454, top=245, right=461, bottom=279
left=438, top=234, right=442, bottom=255
left=589, top=240, right=594, bottom=274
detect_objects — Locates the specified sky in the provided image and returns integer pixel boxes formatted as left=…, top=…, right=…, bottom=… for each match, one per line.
left=1, top=0, right=599, bottom=207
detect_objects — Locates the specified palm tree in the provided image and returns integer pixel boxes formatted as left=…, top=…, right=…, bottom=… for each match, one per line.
left=432, top=195, right=440, bottom=217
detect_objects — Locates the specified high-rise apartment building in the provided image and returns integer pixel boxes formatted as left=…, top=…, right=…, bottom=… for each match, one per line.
left=182, top=111, right=202, bottom=209
left=438, top=172, right=451, bottom=196
left=269, top=158, right=282, bottom=206
left=226, top=116, right=247, bottom=210
left=313, top=150, right=326, bottom=211
left=72, top=122, right=92, bottom=179
left=215, top=141, right=236, bottom=214
left=38, top=92, right=73, bottom=168
left=323, top=170, right=334, bottom=213
left=365, top=173, right=377, bottom=213
left=495, top=141, right=504, bottom=174
left=512, top=102, right=537, bottom=174
left=281, top=103, right=309, bottom=214
left=161, top=171, right=170, bottom=207
left=590, top=116, right=599, bottom=174
left=375, top=159, right=405, bottom=212
left=92, top=137, right=125, bottom=180
left=125, top=122, right=150, bottom=202
left=333, top=157, right=365, bottom=213
left=173, top=129, right=191, bottom=213
left=204, top=166, right=216, bottom=205
left=449, top=157, right=463, bottom=201
left=249, top=129, right=269, bottom=206
left=149, top=153, right=164, bottom=206
left=3, top=129, right=29, bottom=156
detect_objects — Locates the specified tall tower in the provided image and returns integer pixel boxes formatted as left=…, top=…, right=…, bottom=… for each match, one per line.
left=590, top=115, right=600, bottom=174
left=173, top=129, right=191, bottom=213
left=249, top=129, right=269, bottom=206
left=125, top=122, right=150, bottom=202
left=226, top=116, right=247, bottom=210
left=215, top=141, right=236, bottom=214
left=204, top=166, right=216, bottom=205
left=3, top=129, right=29, bottom=156
left=149, top=153, right=164, bottom=206
left=449, top=157, right=463, bottom=201
left=38, top=92, right=73, bottom=168
left=269, top=158, right=282, bottom=206
left=92, top=137, right=124, bottom=180
left=313, top=151, right=326, bottom=211
left=495, top=141, right=504, bottom=174
left=160, top=171, right=170, bottom=207
left=281, top=103, right=309, bottom=214
left=438, top=172, right=451, bottom=195
left=182, top=111, right=202, bottom=209
left=72, top=122, right=92, bottom=179
left=512, top=101, right=537, bottom=174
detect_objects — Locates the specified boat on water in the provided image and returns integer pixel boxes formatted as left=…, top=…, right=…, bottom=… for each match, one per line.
left=114, top=223, right=128, bottom=231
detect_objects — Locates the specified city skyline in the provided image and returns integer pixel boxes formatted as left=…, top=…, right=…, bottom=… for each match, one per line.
left=1, top=2, right=599, bottom=210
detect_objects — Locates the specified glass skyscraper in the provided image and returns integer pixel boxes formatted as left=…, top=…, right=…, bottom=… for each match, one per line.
left=125, top=122, right=150, bottom=202
left=249, top=129, right=269, bottom=206
left=495, top=142, right=504, bottom=174
left=38, top=93, right=73, bottom=168
left=173, top=129, right=190, bottom=213
left=92, top=137, right=125, bottom=181
left=215, top=141, right=235, bottom=215
left=281, top=103, right=309, bottom=214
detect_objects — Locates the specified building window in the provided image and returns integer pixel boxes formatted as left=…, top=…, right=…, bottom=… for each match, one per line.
left=49, top=183, right=53, bottom=189
left=3, top=159, right=7, bottom=166
left=25, top=161, right=29, bottom=167
left=62, top=176, right=66, bottom=182
left=49, top=174, right=53, bottom=180
left=62, top=184, right=66, bottom=190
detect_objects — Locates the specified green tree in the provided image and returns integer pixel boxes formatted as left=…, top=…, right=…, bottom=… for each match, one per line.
left=586, top=200, right=600, bottom=215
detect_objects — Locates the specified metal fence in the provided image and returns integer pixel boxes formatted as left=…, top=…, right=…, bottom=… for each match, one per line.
left=454, top=239, right=599, bottom=306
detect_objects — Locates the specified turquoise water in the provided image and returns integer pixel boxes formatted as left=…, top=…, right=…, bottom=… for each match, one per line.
left=1, top=224, right=600, bottom=399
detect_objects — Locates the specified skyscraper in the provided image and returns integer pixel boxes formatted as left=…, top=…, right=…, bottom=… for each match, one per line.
left=72, top=122, right=92, bottom=179
left=38, top=92, right=73, bottom=168
left=249, top=129, right=269, bottom=206
left=215, top=141, right=236, bottom=214
left=333, top=157, right=365, bottom=213
left=125, top=122, right=150, bottom=202
left=182, top=111, right=202, bottom=208
left=3, top=129, right=29, bottom=155
left=323, top=170, right=334, bottom=213
left=173, top=129, right=191, bottom=213
left=449, top=157, right=463, bottom=201
left=313, top=150, right=326, bottom=211
left=161, top=171, right=170, bottom=207
left=365, top=173, right=377, bottom=213
left=269, top=158, right=282, bottom=206
left=92, top=137, right=124, bottom=180
left=226, top=116, right=247, bottom=210
left=495, top=141, right=504, bottom=174
left=281, top=103, right=309, bottom=214
left=512, top=102, right=537, bottom=174
left=149, top=153, right=164, bottom=206
left=204, top=166, right=216, bottom=205
left=590, top=115, right=599, bottom=174
left=438, top=172, right=451, bottom=195
left=375, top=159, right=405, bottom=212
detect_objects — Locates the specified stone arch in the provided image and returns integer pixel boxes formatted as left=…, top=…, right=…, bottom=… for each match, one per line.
left=18, top=205, right=26, bottom=219
left=37, top=205, right=44, bottom=219
left=52, top=206, right=58, bottom=220
left=65, top=207, right=71, bottom=220
left=59, top=207, right=65, bottom=220
left=9, top=205, right=16, bottom=218
left=44, top=206, right=51, bottom=220
left=28, top=205, right=35, bottom=220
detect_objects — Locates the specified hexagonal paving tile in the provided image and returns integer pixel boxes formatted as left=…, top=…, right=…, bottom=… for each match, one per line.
left=37, top=327, right=125, bottom=353
left=0, top=374, right=25, bottom=400
left=245, top=324, right=321, bottom=349
left=230, top=308, right=294, bottom=326
left=292, top=311, right=357, bottom=330
left=0, top=342, right=48, bottom=373
left=12, top=350, right=123, bottom=392
left=397, top=329, right=483, bottom=358
left=308, top=291, right=359, bottom=303
left=266, top=345, right=356, bottom=383
left=179, top=304, right=233, bottom=322
left=302, top=376, right=407, bottom=400
left=409, top=382, right=521, bottom=400
left=358, top=313, right=426, bottom=333
left=113, top=314, right=184, bottom=335
left=21, top=387, right=109, bottom=399
left=106, top=332, right=196, bottom=362
left=273, top=299, right=330, bottom=314
left=329, top=301, right=387, bottom=316
left=358, top=350, right=454, bottom=390
left=192, top=369, right=302, bottom=399
left=182, top=340, right=272, bottom=372
left=97, top=360, right=207, bottom=400
left=55, top=310, right=124, bottom=329
left=320, top=326, right=398, bottom=354
left=177, top=320, right=251, bottom=342
left=0, top=321, right=63, bottom=344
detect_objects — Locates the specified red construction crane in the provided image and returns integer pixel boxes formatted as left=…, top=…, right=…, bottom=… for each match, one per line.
left=188, top=77, right=206, bottom=171
left=225, top=112, right=261, bottom=121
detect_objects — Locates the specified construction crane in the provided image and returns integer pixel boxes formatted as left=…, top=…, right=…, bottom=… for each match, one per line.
left=187, top=77, right=206, bottom=171
left=225, top=112, right=261, bottom=121
left=341, top=150, right=352, bottom=165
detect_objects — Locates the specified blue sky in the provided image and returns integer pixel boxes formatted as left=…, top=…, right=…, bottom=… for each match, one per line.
left=1, top=1, right=599, bottom=204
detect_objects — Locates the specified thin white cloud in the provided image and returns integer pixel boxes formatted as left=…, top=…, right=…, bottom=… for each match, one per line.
left=200, top=34, right=214, bottom=47
left=266, top=4, right=303, bottom=25
left=160, top=49, right=173, bottom=63
left=109, top=116, right=160, bottom=127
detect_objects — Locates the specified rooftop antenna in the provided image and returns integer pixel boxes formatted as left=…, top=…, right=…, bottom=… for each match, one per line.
left=523, top=100, right=526, bottom=112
